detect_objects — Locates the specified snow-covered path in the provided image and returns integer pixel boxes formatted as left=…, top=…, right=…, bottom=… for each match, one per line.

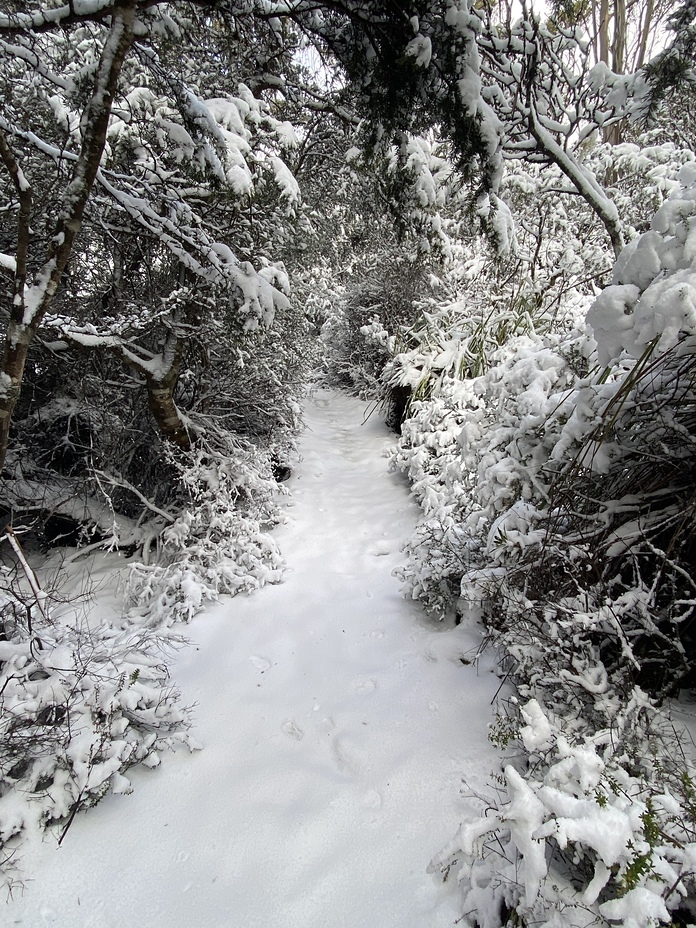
left=8, top=390, right=499, bottom=928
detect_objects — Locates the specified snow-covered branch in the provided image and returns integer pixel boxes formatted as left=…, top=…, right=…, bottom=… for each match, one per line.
left=0, top=125, right=31, bottom=303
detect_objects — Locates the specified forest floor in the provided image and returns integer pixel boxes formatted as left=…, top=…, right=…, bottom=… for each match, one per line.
left=7, top=389, right=501, bottom=928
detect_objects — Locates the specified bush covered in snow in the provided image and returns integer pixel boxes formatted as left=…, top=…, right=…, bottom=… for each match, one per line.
left=319, top=251, right=433, bottom=404
left=429, top=696, right=696, bottom=928
left=0, top=282, right=308, bottom=890
left=0, top=532, right=198, bottom=893
left=125, top=437, right=286, bottom=626
left=385, top=153, right=696, bottom=926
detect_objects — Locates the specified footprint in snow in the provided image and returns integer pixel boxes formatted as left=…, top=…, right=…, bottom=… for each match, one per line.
left=355, top=677, right=376, bottom=695
left=282, top=719, right=304, bottom=741
left=367, top=540, right=391, bottom=556
left=362, top=789, right=382, bottom=810
left=332, top=735, right=360, bottom=776
left=250, top=655, right=271, bottom=672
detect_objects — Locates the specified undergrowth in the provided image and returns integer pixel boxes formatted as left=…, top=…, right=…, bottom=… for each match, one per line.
left=388, top=159, right=696, bottom=925
left=0, top=530, right=199, bottom=894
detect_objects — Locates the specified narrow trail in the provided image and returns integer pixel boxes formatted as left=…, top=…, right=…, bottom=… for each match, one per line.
left=9, top=390, right=499, bottom=928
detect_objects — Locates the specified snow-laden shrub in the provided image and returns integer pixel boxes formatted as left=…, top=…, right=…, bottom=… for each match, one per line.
left=429, top=696, right=696, bottom=928
left=125, top=437, right=285, bottom=626
left=0, top=538, right=197, bottom=893
left=390, top=302, right=591, bottom=615
left=421, top=164, right=696, bottom=928
left=391, top=143, right=695, bottom=619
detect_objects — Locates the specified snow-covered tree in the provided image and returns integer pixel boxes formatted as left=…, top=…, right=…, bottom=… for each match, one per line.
left=0, top=2, right=312, bottom=464
left=5, top=0, right=689, bottom=481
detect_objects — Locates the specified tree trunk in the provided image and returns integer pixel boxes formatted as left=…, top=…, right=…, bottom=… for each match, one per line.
left=61, top=303, right=194, bottom=451
left=144, top=331, right=191, bottom=451
left=635, top=0, right=654, bottom=69
left=0, top=323, right=35, bottom=471
left=146, top=382, right=192, bottom=450
left=0, top=0, right=137, bottom=473
left=604, top=0, right=627, bottom=144
left=599, top=0, right=610, bottom=66
left=612, top=0, right=626, bottom=74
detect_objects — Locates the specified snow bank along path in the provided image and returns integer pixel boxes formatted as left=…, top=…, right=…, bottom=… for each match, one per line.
left=9, top=390, right=500, bottom=928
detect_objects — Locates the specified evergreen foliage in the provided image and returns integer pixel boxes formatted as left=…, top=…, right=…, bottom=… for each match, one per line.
left=2, top=0, right=696, bottom=919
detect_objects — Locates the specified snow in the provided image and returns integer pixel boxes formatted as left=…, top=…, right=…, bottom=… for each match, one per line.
left=457, top=68, right=482, bottom=116
left=600, top=886, right=671, bottom=928
left=274, top=120, right=299, bottom=148
left=504, top=765, right=548, bottom=906
left=21, top=257, right=58, bottom=327
left=6, top=390, right=500, bottom=928
left=588, top=165, right=696, bottom=363
left=0, top=252, right=16, bottom=274
left=0, top=1, right=111, bottom=29
left=269, top=155, right=301, bottom=203
left=519, top=698, right=552, bottom=752
left=205, top=97, right=248, bottom=137
left=405, top=35, right=433, bottom=68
